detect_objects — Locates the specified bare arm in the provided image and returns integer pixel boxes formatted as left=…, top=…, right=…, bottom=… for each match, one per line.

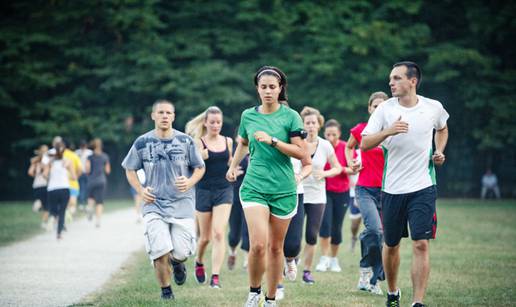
left=126, top=169, right=155, bottom=203
left=432, top=125, right=449, bottom=166
left=175, top=166, right=206, bottom=193
left=226, top=138, right=249, bottom=182
left=314, top=153, right=342, bottom=180
left=28, top=160, right=37, bottom=177
left=295, top=155, right=312, bottom=184
left=104, top=162, right=111, bottom=175
left=195, top=139, right=209, bottom=160
left=85, top=159, right=91, bottom=175
left=65, top=160, right=77, bottom=181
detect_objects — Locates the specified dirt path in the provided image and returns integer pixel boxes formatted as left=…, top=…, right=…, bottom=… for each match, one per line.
left=0, top=208, right=144, bottom=307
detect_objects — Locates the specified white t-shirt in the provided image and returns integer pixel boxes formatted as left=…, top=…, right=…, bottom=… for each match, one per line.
left=362, top=95, right=449, bottom=194
left=75, top=148, right=93, bottom=171
left=291, top=158, right=304, bottom=194
left=303, top=137, right=335, bottom=203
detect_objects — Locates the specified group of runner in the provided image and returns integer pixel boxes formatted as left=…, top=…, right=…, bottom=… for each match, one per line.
left=28, top=137, right=111, bottom=238
left=122, top=61, right=448, bottom=307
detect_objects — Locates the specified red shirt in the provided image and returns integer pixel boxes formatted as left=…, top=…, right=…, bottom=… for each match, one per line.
left=350, top=122, right=384, bottom=188
left=325, top=140, right=350, bottom=192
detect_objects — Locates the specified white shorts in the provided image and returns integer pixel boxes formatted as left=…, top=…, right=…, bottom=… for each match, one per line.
left=143, top=213, right=196, bottom=262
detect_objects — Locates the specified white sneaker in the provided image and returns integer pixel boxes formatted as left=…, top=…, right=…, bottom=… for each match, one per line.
left=368, top=282, right=383, bottom=295
left=276, top=284, right=285, bottom=300
left=284, top=259, right=298, bottom=281
left=315, top=256, right=330, bottom=272
left=244, top=292, right=264, bottom=307
left=32, top=200, right=42, bottom=212
left=264, top=300, right=277, bottom=307
left=329, top=257, right=342, bottom=272
left=357, top=267, right=372, bottom=291
left=46, top=216, right=55, bottom=232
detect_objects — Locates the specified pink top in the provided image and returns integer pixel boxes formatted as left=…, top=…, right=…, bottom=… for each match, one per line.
left=350, top=122, right=384, bottom=188
left=325, top=140, right=350, bottom=193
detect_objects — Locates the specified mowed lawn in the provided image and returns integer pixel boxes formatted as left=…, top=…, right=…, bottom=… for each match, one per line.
left=74, top=199, right=516, bottom=307
left=0, top=199, right=133, bottom=247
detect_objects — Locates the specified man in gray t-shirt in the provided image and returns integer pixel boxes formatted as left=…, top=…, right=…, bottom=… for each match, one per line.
left=122, top=100, right=205, bottom=300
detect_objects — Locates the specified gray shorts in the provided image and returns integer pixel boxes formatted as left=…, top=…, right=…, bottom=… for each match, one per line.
left=195, top=185, right=233, bottom=212
left=143, top=213, right=196, bottom=262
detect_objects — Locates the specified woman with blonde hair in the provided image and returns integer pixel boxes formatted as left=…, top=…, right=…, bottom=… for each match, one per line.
left=298, top=106, right=342, bottom=285
left=186, top=106, right=233, bottom=289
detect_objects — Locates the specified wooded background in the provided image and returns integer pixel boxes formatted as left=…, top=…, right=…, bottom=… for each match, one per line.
left=1, top=0, right=514, bottom=199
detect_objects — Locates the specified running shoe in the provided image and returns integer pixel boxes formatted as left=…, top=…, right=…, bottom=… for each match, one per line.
left=227, top=253, right=236, bottom=271
left=244, top=292, right=264, bottom=307
left=210, top=275, right=221, bottom=289
left=171, top=260, right=187, bottom=286
left=315, top=256, right=330, bottom=272
left=368, top=282, right=383, bottom=295
left=302, top=270, right=315, bottom=284
left=161, top=287, right=175, bottom=300
left=385, top=289, right=401, bottom=307
left=412, top=303, right=425, bottom=307
left=263, top=299, right=277, bottom=307
left=195, top=262, right=207, bottom=284
left=358, top=267, right=372, bottom=291
left=276, top=284, right=285, bottom=300
left=329, top=257, right=342, bottom=272
left=284, top=258, right=298, bottom=281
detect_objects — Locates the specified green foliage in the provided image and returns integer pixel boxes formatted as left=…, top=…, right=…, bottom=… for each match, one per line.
left=0, top=0, right=515, bottom=197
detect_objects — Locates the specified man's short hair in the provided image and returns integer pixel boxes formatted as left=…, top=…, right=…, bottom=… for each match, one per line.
left=152, top=99, right=175, bottom=112
left=393, top=61, right=422, bottom=88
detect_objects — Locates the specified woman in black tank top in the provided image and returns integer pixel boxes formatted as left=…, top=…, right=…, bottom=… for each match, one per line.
left=185, top=106, right=233, bottom=289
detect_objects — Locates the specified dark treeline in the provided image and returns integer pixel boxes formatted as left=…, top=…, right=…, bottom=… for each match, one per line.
left=1, top=0, right=514, bottom=200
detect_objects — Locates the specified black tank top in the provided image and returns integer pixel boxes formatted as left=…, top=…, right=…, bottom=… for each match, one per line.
left=197, top=137, right=231, bottom=189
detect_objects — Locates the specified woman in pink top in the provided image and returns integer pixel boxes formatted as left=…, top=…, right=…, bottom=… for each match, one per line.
left=345, top=91, right=388, bottom=295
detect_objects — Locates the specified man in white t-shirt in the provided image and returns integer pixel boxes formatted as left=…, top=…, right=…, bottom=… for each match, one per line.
left=361, top=61, right=449, bottom=307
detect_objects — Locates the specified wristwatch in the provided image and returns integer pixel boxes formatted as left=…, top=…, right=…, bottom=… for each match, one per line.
left=270, top=137, right=278, bottom=147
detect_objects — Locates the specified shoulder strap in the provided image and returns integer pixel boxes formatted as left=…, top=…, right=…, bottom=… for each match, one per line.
left=200, top=138, right=207, bottom=149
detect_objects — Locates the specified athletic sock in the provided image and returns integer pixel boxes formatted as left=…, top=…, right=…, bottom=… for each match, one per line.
left=250, top=286, right=261, bottom=294
left=196, top=261, right=203, bottom=267
left=388, top=289, right=400, bottom=296
left=265, top=296, right=275, bottom=301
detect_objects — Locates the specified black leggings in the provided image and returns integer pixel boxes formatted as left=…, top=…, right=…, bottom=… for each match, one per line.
left=319, top=191, right=349, bottom=245
left=283, top=194, right=304, bottom=258
left=47, top=189, right=70, bottom=236
left=304, top=202, right=326, bottom=245
left=227, top=184, right=249, bottom=252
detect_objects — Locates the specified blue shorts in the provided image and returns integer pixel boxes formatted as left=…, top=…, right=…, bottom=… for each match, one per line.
left=69, top=188, right=80, bottom=197
left=381, top=185, right=437, bottom=247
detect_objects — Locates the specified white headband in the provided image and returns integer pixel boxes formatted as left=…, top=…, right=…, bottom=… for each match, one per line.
left=257, top=69, right=282, bottom=81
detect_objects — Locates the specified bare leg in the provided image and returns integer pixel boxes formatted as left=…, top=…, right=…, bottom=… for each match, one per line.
left=412, top=240, right=430, bottom=303
left=266, top=215, right=291, bottom=298
left=303, top=244, right=316, bottom=270
left=195, top=211, right=212, bottom=264
left=383, top=243, right=401, bottom=293
left=211, top=204, right=232, bottom=275
left=243, top=206, right=270, bottom=288
left=154, top=254, right=172, bottom=287
left=319, top=237, right=331, bottom=256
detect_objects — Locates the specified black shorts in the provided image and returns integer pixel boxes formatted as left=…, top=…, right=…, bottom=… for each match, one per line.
left=88, top=183, right=106, bottom=205
left=196, top=185, right=233, bottom=212
left=381, top=185, right=437, bottom=247
left=33, top=187, right=48, bottom=211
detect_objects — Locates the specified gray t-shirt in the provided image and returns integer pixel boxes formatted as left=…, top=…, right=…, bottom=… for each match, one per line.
left=87, top=153, right=109, bottom=187
left=121, top=129, right=205, bottom=219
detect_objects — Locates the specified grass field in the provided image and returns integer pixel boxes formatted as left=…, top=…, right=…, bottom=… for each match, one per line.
left=0, top=199, right=132, bottom=247
left=71, top=199, right=516, bottom=307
